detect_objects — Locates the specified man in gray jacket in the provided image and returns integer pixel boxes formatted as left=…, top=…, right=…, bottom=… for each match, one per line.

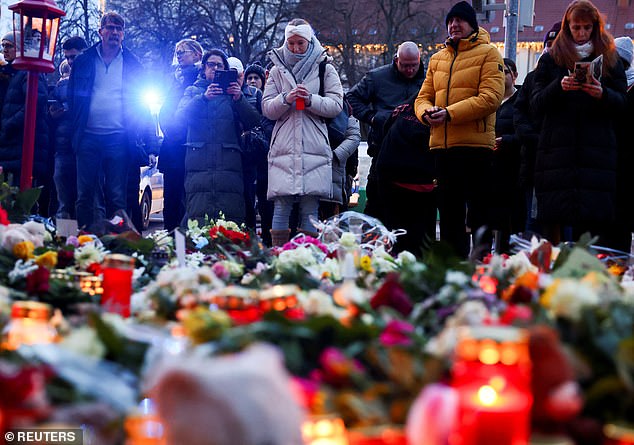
left=346, top=41, right=425, bottom=219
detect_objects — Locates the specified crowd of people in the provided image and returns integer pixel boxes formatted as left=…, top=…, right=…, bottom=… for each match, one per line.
left=0, top=0, right=632, bottom=259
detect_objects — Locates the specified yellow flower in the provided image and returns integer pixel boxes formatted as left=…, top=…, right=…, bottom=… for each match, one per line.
left=360, top=255, right=373, bottom=273
left=77, top=235, right=94, bottom=245
left=12, top=240, right=35, bottom=260
left=540, top=278, right=560, bottom=309
left=35, top=251, right=58, bottom=269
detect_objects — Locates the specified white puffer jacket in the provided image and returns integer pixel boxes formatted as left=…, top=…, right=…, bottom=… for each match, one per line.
left=262, top=47, right=343, bottom=200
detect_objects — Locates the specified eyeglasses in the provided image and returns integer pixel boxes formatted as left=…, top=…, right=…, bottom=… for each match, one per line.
left=205, top=62, right=225, bottom=69
left=504, top=69, right=511, bottom=74
left=175, top=50, right=193, bottom=57
left=1, top=43, right=14, bottom=49
left=103, top=24, right=124, bottom=32
left=65, top=54, right=77, bottom=60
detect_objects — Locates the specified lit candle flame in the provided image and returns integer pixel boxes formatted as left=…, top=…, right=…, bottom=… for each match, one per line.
left=477, top=385, right=498, bottom=406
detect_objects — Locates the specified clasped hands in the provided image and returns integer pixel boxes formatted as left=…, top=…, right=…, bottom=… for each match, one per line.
left=284, top=84, right=312, bottom=106
left=560, top=75, right=603, bottom=99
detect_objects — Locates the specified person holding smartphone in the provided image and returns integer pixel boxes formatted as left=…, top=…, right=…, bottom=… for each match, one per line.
left=176, top=49, right=261, bottom=226
left=415, top=1, right=505, bottom=259
left=262, top=18, right=343, bottom=246
left=531, top=0, right=627, bottom=246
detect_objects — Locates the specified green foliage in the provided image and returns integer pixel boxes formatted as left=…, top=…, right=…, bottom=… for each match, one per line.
left=0, top=174, right=41, bottom=223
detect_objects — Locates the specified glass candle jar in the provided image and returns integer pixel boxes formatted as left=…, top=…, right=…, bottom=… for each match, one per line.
left=451, top=326, right=532, bottom=445
left=101, top=253, right=136, bottom=318
left=2, top=301, right=57, bottom=350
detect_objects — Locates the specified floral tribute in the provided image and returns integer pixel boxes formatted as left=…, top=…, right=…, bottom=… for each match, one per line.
left=0, top=191, right=631, bottom=445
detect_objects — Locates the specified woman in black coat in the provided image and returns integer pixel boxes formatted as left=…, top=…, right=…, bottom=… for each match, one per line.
left=158, top=39, right=204, bottom=232
left=531, top=0, right=627, bottom=245
left=176, top=49, right=260, bottom=225
left=490, top=58, right=525, bottom=253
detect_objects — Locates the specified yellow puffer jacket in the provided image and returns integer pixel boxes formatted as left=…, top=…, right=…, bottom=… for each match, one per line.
left=415, top=28, right=505, bottom=150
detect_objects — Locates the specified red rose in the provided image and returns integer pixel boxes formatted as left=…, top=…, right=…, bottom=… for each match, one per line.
left=56, top=249, right=75, bottom=268
left=370, top=274, right=413, bottom=316
left=26, top=266, right=50, bottom=295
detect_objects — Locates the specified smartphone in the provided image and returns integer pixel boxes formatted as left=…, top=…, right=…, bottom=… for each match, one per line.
left=213, top=69, right=238, bottom=93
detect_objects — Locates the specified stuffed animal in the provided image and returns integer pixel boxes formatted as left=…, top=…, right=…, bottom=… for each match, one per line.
left=149, top=343, right=305, bottom=445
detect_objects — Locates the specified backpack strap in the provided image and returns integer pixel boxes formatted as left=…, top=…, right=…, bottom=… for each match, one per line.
left=318, top=60, right=327, bottom=97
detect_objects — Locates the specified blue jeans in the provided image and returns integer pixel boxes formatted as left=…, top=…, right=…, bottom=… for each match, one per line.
left=76, top=132, right=128, bottom=230
left=54, top=151, right=77, bottom=219
left=272, top=196, right=319, bottom=232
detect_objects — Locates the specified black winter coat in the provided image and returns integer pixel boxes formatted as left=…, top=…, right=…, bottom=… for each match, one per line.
left=513, top=70, right=540, bottom=190
left=346, top=62, right=425, bottom=157
left=490, top=89, right=524, bottom=230
left=50, top=77, right=72, bottom=155
left=375, top=103, right=434, bottom=186
left=158, top=65, right=200, bottom=173
left=614, top=85, right=634, bottom=229
left=0, top=67, right=49, bottom=180
left=531, top=53, right=627, bottom=225
left=177, top=78, right=261, bottom=225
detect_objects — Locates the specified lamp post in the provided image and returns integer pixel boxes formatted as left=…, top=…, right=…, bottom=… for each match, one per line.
left=8, top=0, right=65, bottom=191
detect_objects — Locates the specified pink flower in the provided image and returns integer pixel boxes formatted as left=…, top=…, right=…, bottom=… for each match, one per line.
left=500, top=304, right=533, bottom=325
left=319, top=347, right=365, bottom=386
left=380, top=320, right=415, bottom=347
left=211, top=262, right=230, bottom=281
left=282, top=235, right=328, bottom=255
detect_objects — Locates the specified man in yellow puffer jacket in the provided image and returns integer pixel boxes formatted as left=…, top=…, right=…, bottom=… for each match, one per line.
left=415, top=0, right=504, bottom=258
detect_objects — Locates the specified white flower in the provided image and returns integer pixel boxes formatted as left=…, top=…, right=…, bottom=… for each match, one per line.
left=146, top=230, right=173, bottom=249
left=74, top=244, right=108, bottom=269
left=505, top=252, right=538, bottom=276
left=445, top=270, right=469, bottom=286
left=132, top=267, right=146, bottom=283
left=218, top=260, right=244, bottom=278
left=60, top=326, right=106, bottom=359
left=144, top=266, right=222, bottom=303
left=372, top=247, right=398, bottom=274
left=275, top=246, right=318, bottom=272
left=185, top=251, right=206, bottom=268
left=339, top=232, right=359, bottom=249
left=299, top=289, right=346, bottom=318
left=8, top=259, right=38, bottom=283
left=451, top=300, right=491, bottom=326
left=396, top=251, right=417, bottom=266
left=547, top=279, right=600, bottom=321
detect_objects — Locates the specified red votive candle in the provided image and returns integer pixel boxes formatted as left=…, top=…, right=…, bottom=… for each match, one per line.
left=101, top=254, right=135, bottom=318
left=296, top=97, right=305, bottom=110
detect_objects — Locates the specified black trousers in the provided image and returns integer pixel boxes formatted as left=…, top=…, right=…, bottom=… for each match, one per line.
left=435, top=147, right=493, bottom=258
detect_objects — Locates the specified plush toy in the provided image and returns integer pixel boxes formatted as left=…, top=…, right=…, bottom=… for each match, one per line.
left=149, top=343, right=306, bottom=445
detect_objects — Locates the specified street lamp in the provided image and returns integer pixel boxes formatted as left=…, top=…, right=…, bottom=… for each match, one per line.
left=8, top=0, right=65, bottom=191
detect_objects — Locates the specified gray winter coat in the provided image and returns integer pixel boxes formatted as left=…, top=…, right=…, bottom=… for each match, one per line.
left=262, top=46, right=343, bottom=200
left=325, top=116, right=360, bottom=204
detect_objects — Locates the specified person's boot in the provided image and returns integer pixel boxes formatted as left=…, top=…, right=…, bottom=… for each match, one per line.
left=270, top=229, right=290, bottom=247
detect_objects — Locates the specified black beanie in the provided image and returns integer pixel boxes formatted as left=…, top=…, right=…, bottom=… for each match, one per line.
left=446, top=1, right=479, bottom=33
left=244, top=63, right=266, bottom=88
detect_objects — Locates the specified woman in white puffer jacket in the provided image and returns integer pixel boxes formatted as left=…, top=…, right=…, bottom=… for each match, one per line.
left=262, top=18, right=343, bottom=246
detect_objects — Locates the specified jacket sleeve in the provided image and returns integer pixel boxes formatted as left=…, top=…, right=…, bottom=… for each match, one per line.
left=415, top=63, right=435, bottom=123
left=175, top=85, right=205, bottom=125
left=445, top=47, right=505, bottom=124
left=333, top=116, right=361, bottom=164
left=234, top=94, right=262, bottom=131
left=346, top=72, right=375, bottom=124
left=531, top=54, right=567, bottom=114
left=309, top=64, right=343, bottom=119
left=513, top=75, right=539, bottom=149
left=262, top=67, right=292, bottom=121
